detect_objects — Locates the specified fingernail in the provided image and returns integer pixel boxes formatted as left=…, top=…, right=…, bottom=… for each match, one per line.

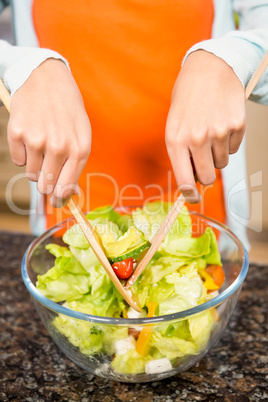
left=179, top=185, right=201, bottom=204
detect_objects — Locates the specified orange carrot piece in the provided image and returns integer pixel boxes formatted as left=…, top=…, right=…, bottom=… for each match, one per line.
left=146, top=301, right=158, bottom=318
left=135, top=301, right=157, bottom=357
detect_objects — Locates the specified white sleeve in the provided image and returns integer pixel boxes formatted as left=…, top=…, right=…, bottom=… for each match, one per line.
left=0, top=39, right=69, bottom=96
left=184, top=0, right=268, bottom=105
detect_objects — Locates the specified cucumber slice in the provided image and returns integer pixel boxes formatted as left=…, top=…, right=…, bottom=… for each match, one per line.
left=109, top=241, right=150, bottom=264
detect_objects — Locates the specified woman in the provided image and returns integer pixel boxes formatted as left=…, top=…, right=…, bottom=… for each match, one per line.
left=0, top=0, right=268, bottom=249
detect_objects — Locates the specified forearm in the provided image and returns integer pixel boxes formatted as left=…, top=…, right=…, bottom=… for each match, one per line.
left=184, top=0, right=268, bottom=104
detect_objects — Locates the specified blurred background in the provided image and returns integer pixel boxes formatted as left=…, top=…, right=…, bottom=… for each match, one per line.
left=0, top=6, right=267, bottom=261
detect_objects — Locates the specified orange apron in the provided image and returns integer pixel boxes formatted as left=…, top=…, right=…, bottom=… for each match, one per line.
left=32, top=0, right=225, bottom=227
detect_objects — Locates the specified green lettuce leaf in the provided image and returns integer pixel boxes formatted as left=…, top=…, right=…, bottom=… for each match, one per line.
left=158, top=263, right=203, bottom=315
left=150, top=332, right=197, bottom=360
left=36, top=256, right=90, bottom=302
left=53, top=313, right=104, bottom=355
left=162, top=230, right=211, bottom=258
left=57, top=263, right=125, bottom=317
left=188, top=310, right=214, bottom=349
left=69, top=246, right=100, bottom=272
left=158, top=294, right=190, bottom=316
left=111, top=349, right=153, bottom=374
left=132, top=201, right=192, bottom=243
left=148, top=279, right=175, bottom=305
left=159, top=319, right=191, bottom=339
left=63, top=218, right=121, bottom=250
left=63, top=223, right=91, bottom=250
left=45, top=244, right=72, bottom=258
left=203, top=227, right=222, bottom=265
left=116, top=213, right=133, bottom=233
left=179, top=259, right=207, bottom=275
left=162, top=227, right=221, bottom=266
left=139, top=256, right=185, bottom=287
left=132, top=283, right=150, bottom=308
left=64, top=289, right=123, bottom=318
left=85, top=205, right=121, bottom=223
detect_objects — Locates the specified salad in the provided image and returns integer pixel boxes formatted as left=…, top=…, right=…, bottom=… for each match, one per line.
left=36, top=202, right=225, bottom=375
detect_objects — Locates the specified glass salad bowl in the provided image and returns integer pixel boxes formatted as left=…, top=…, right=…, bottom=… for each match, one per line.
left=21, top=208, right=249, bottom=383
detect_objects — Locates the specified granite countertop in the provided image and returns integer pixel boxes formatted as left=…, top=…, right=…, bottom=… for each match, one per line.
left=0, top=231, right=267, bottom=402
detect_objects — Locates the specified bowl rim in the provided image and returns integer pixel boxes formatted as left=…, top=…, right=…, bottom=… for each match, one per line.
left=21, top=211, right=249, bottom=326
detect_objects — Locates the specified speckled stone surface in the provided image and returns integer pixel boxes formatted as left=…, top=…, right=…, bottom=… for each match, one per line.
left=0, top=231, right=267, bottom=402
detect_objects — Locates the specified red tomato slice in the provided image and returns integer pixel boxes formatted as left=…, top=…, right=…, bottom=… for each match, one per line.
left=111, top=258, right=134, bottom=279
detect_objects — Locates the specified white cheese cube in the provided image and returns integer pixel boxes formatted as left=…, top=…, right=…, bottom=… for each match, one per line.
left=114, top=336, right=135, bottom=355
left=127, top=307, right=146, bottom=319
left=145, top=358, right=172, bottom=374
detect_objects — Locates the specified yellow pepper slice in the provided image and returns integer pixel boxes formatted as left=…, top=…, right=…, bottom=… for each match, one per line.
left=198, top=269, right=219, bottom=291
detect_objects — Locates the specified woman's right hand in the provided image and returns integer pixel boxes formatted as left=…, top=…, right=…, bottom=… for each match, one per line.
left=7, top=58, right=91, bottom=207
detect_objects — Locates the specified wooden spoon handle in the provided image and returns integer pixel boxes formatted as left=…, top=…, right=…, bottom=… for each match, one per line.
left=125, top=194, right=185, bottom=288
left=245, top=50, right=268, bottom=100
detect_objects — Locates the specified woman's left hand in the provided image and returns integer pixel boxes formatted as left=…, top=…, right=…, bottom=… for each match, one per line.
left=165, top=50, right=246, bottom=203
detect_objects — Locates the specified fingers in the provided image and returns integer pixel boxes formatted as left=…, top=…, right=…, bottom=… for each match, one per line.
left=50, top=153, right=88, bottom=208
left=25, top=150, right=43, bottom=182
left=191, top=143, right=216, bottom=186
left=229, top=129, right=245, bottom=154
left=8, top=120, right=90, bottom=205
left=166, top=112, right=246, bottom=205
left=166, top=126, right=243, bottom=204
left=49, top=128, right=91, bottom=207
left=212, top=116, right=246, bottom=166
left=37, top=152, right=66, bottom=195
left=166, top=142, right=201, bottom=203
left=7, top=122, right=26, bottom=167
left=211, top=130, right=230, bottom=170
left=38, top=131, right=90, bottom=205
